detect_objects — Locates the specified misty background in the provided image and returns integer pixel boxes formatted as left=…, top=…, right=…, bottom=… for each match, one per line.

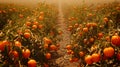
left=0, top=0, right=119, bottom=5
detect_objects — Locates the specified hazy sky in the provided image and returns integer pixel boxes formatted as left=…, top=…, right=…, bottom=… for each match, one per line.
left=0, top=0, right=119, bottom=5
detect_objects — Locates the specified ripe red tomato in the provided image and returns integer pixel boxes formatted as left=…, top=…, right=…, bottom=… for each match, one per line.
left=22, top=49, right=31, bottom=58
left=111, top=35, right=120, bottom=46
left=28, top=59, right=37, bottom=67
left=103, top=47, right=114, bottom=57
left=91, top=53, right=100, bottom=63
left=85, top=55, right=93, bottom=65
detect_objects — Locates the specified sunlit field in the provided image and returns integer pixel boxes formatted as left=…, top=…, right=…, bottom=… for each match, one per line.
left=0, top=0, right=120, bottom=67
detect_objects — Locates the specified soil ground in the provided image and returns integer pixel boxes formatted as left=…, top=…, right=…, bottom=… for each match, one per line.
left=55, top=1, right=79, bottom=67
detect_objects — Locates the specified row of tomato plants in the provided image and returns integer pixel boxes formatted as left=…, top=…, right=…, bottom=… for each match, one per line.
left=0, top=2, right=61, bottom=67
left=64, top=1, right=120, bottom=67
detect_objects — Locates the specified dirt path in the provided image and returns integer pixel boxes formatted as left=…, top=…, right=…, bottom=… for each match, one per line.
left=55, top=1, right=79, bottom=67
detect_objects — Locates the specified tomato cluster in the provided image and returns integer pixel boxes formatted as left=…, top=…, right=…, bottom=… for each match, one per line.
left=65, top=2, right=120, bottom=67
left=0, top=2, right=61, bottom=67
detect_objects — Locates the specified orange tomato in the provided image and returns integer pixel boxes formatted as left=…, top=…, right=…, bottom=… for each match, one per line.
left=28, top=59, right=37, bottom=67
left=38, top=24, right=43, bottom=29
left=24, top=32, right=31, bottom=39
left=45, top=53, right=51, bottom=59
left=15, top=41, right=22, bottom=48
left=39, top=16, right=44, bottom=21
left=105, top=36, right=110, bottom=42
left=22, top=49, right=31, bottom=58
left=32, top=25, right=37, bottom=29
left=26, top=21, right=31, bottom=26
left=83, top=38, right=88, bottom=44
left=91, top=23, right=97, bottom=27
left=12, top=51, right=19, bottom=59
left=68, top=25, right=73, bottom=30
left=74, top=23, right=79, bottom=28
left=50, top=44, right=57, bottom=51
left=104, top=17, right=109, bottom=22
left=111, top=35, right=120, bottom=46
left=67, top=50, right=72, bottom=54
left=58, top=30, right=62, bottom=35
left=43, top=37, right=52, bottom=44
left=19, top=14, right=24, bottom=18
left=79, top=51, right=85, bottom=57
left=98, top=32, right=103, bottom=39
left=33, top=21, right=39, bottom=25
left=66, top=45, right=72, bottom=50
left=0, top=41, right=6, bottom=51
left=40, top=11, right=44, bottom=16
left=17, top=30, right=22, bottom=35
left=25, top=29, right=30, bottom=32
left=73, top=57, right=79, bottom=62
left=83, top=27, right=88, bottom=32
left=0, top=10, right=2, bottom=14
left=87, top=13, right=93, bottom=17
left=44, top=44, right=49, bottom=49
left=89, top=37, right=95, bottom=43
left=85, top=55, right=93, bottom=65
left=91, top=53, right=100, bottom=63
left=69, top=58, right=74, bottom=63
left=103, top=47, right=114, bottom=57
left=44, top=63, right=49, bottom=67
left=86, top=23, right=92, bottom=28
left=0, top=40, right=10, bottom=51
